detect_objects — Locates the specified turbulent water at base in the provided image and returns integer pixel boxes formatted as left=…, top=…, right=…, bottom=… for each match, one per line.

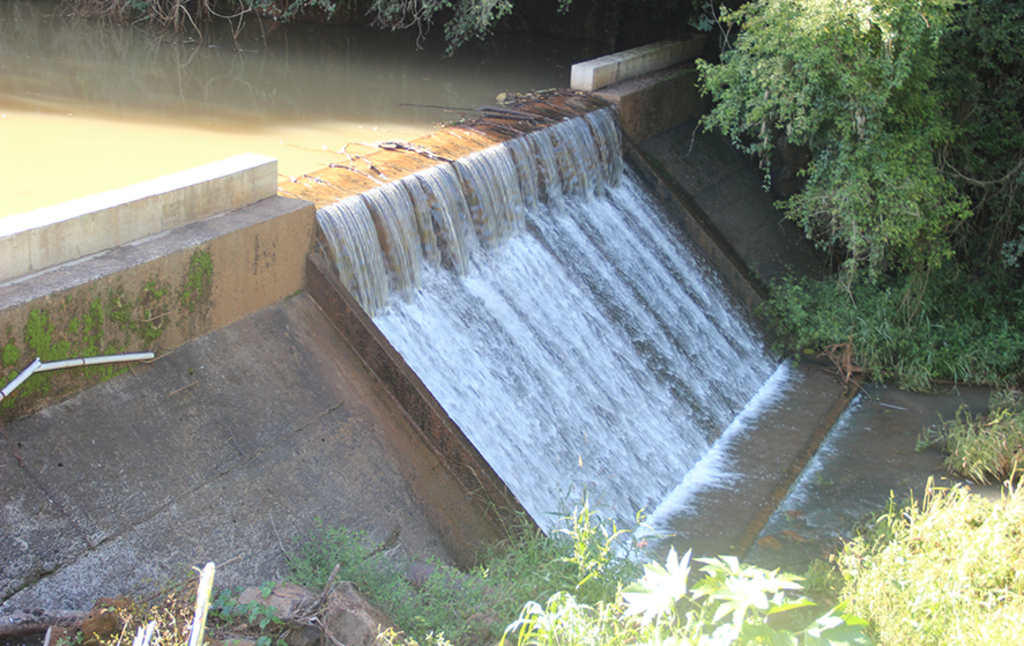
left=317, top=109, right=778, bottom=528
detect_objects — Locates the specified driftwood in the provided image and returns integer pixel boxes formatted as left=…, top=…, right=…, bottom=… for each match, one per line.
left=0, top=609, right=88, bottom=638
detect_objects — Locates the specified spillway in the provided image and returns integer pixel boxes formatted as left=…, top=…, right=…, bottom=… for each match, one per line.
left=316, top=108, right=779, bottom=529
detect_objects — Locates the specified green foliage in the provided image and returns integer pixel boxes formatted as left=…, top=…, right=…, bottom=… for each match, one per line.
left=936, top=0, right=1024, bottom=259
left=370, top=0, right=574, bottom=53
left=762, top=266, right=1024, bottom=388
left=502, top=546, right=871, bottom=645
left=919, top=389, right=1024, bottom=484
left=838, top=480, right=1024, bottom=645
left=2, top=341, right=19, bottom=368
left=698, top=0, right=970, bottom=280
left=180, top=250, right=213, bottom=313
left=210, top=585, right=286, bottom=634
left=288, top=502, right=641, bottom=645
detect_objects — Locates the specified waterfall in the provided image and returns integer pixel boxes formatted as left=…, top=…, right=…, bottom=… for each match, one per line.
left=316, top=109, right=779, bottom=529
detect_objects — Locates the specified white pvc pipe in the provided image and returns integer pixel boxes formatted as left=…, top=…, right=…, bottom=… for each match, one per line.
left=0, top=352, right=155, bottom=402
left=0, top=358, right=42, bottom=401
left=34, top=352, right=155, bottom=373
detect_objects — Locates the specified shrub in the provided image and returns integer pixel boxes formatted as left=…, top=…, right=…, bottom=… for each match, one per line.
left=921, top=389, right=1024, bottom=484
left=838, top=480, right=1024, bottom=646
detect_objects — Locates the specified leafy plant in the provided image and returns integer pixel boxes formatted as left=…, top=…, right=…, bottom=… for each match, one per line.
left=502, top=546, right=872, bottom=645
left=920, top=389, right=1024, bottom=484
left=838, top=480, right=1024, bottom=646
left=698, top=0, right=971, bottom=281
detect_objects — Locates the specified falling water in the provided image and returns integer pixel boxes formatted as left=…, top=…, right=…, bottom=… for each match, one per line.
left=317, top=109, right=779, bottom=528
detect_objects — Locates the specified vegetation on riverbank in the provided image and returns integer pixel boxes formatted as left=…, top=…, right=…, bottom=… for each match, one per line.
left=696, top=0, right=1024, bottom=389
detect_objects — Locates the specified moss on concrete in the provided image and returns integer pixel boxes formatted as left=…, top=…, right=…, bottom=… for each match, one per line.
left=0, top=252, right=210, bottom=420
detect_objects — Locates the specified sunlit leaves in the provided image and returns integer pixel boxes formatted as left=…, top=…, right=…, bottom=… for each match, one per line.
left=622, top=546, right=692, bottom=625
left=698, top=0, right=970, bottom=279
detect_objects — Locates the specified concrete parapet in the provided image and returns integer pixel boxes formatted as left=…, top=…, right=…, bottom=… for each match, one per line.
left=0, top=195, right=315, bottom=419
left=0, top=154, right=278, bottom=284
left=570, top=37, right=706, bottom=92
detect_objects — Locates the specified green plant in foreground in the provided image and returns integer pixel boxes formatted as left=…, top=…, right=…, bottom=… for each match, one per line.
left=288, top=502, right=643, bottom=646
left=502, top=546, right=872, bottom=645
left=838, top=480, right=1024, bottom=646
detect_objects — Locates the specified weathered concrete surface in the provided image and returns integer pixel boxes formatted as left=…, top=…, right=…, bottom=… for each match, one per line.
left=597, top=65, right=709, bottom=143
left=0, top=294, right=455, bottom=611
left=0, top=155, right=277, bottom=283
left=0, top=196, right=315, bottom=420
left=570, top=37, right=706, bottom=92
left=638, top=120, right=825, bottom=291
left=657, top=363, right=855, bottom=560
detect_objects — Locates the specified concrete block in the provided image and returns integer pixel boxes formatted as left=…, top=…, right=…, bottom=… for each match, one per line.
left=570, top=36, right=707, bottom=92
left=596, top=65, right=710, bottom=142
left=0, top=154, right=277, bottom=284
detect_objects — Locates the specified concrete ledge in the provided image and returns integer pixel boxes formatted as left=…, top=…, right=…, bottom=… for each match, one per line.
left=306, top=252, right=530, bottom=563
left=0, top=154, right=278, bottom=283
left=0, top=195, right=315, bottom=419
left=570, top=36, right=706, bottom=92
left=596, top=64, right=710, bottom=143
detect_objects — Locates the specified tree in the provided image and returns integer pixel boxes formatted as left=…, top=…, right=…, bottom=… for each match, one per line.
left=697, top=0, right=972, bottom=281
left=370, top=0, right=573, bottom=53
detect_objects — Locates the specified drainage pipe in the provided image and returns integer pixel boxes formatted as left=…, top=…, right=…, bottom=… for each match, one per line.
left=0, top=352, right=155, bottom=402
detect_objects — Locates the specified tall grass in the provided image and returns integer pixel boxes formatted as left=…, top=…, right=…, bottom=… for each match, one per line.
left=838, top=480, right=1024, bottom=646
left=926, top=389, right=1024, bottom=484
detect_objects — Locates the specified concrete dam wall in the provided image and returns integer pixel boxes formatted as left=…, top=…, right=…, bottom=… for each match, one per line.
left=0, top=40, right=789, bottom=610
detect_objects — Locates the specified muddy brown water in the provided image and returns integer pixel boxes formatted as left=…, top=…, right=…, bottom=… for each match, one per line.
left=0, top=1, right=605, bottom=217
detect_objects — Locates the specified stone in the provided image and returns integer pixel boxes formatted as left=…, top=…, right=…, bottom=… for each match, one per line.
left=323, top=582, right=397, bottom=646
left=236, top=584, right=318, bottom=621
left=79, top=601, right=125, bottom=646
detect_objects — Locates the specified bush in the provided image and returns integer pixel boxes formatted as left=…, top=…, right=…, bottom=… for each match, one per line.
left=287, top=501, right=642, bottom=646
left=838, top=481, right=1024, bottom=646
left=761, top=267, right=1024, bottom=389
left=921, top=389, right=1024, bottom=484
left=502, top=547, right=871, bottom=645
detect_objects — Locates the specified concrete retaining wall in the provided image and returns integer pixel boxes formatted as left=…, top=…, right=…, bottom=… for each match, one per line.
left=0, top=154, right=278, bottom=284
left=0, top=195, right=316, bottom=420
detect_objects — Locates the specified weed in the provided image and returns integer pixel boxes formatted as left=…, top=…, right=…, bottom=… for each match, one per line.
left=921, top=389, right=1024, bottom=484
left=837, top=479, right=1024, bottom=646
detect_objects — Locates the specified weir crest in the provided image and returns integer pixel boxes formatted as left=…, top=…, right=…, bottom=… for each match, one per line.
left=316, top=108, right=780, bottom=530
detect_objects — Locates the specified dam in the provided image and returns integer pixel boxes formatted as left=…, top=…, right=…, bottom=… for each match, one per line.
left=1, top=33, right=984, bottom=617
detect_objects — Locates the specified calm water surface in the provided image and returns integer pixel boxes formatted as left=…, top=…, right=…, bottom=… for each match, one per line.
left=0, top=1, right=603, bottom=216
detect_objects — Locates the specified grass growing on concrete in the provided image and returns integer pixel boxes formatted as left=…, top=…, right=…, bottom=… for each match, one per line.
left=920, top=389, right=1024, bottom=485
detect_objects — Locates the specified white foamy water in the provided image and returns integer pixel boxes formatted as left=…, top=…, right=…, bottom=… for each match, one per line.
left=318, top=110, right=778, bottom=528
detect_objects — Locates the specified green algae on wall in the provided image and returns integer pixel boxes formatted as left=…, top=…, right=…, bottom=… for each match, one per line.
left=0, top=249, right=214, bottom=421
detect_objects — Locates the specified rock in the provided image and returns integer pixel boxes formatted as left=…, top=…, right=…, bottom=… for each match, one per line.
left=756, top=535, right=783, bottom=551
left=282, top=622, right=321, bottom=646
left=79, top=605, right=123, bottom=646
left=323, top=582, right=397, bottom=646
left=236, top=584, right=318, bottom=621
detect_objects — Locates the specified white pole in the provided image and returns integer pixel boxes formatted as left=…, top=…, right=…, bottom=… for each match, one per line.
left=187, top=562, right=216, bottom=646
left=0, top=358, right=42, bottom=402
left=0, top=353, right=154, bottom=402
left=34, top=352, right=155, bottom=373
